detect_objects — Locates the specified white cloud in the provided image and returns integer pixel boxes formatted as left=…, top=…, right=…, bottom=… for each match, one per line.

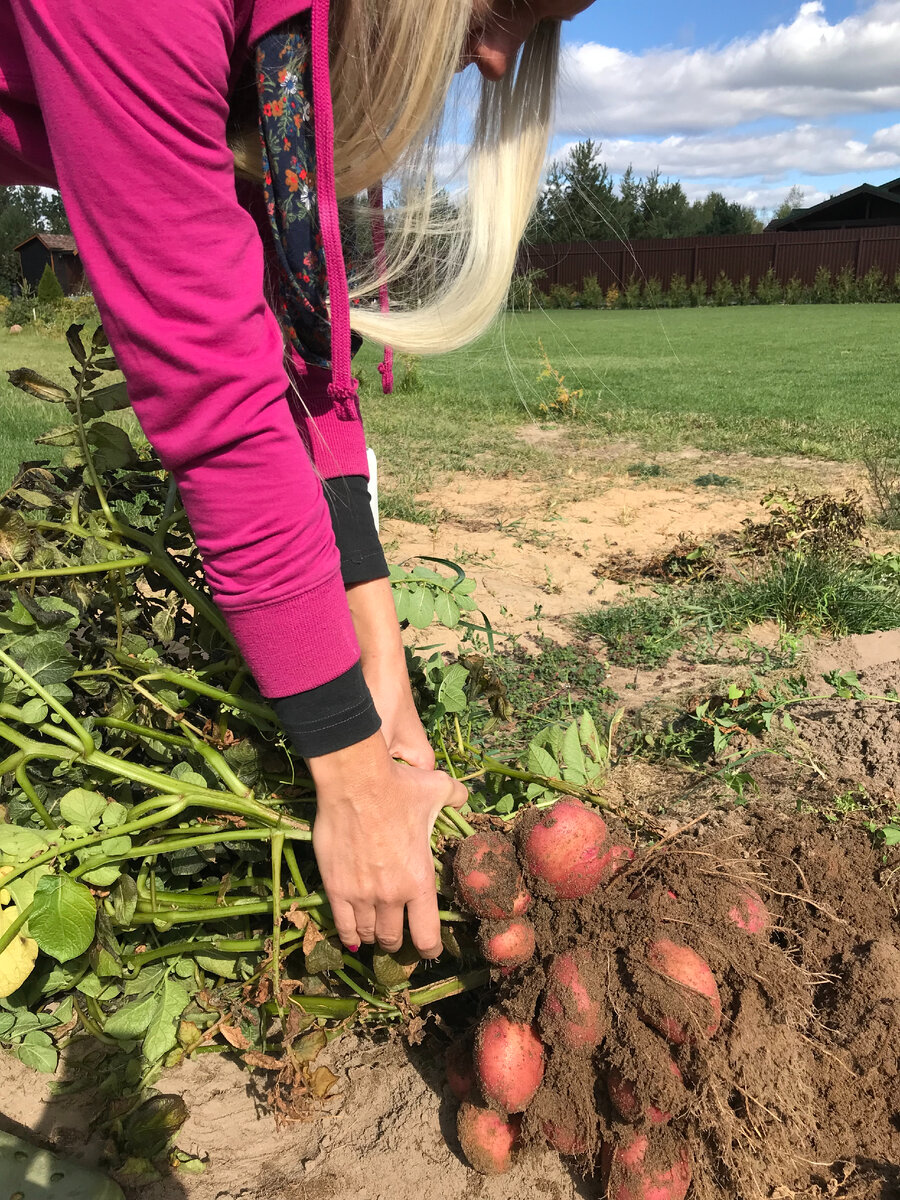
left=558, top=1, right=900, bottom=136
left=553, top=124, right=900, bottom=182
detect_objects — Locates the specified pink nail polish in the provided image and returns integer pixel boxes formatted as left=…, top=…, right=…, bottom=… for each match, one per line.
left=347, top=944, right=360, bottom=953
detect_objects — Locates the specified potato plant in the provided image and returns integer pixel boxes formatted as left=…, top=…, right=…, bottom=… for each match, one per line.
left=0, top=325, right=622, bottom=1166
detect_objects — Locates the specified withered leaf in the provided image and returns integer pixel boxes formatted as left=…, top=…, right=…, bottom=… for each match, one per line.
left=219, top=1022, right=251, bottom=1050
left=243, top=1050, right=284, bottom=1071
left=284, top=904, right=310, bottom=932
left=309, top=1065, right=339, bottom=1099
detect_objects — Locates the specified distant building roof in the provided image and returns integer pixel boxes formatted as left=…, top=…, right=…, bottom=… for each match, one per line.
left=13, top=233, right=78, bottom=253
left=767, top=179, right=900, bottom=232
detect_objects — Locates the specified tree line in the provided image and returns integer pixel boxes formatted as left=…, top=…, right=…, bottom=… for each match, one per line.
left=527, top=139, right=766, bottom=244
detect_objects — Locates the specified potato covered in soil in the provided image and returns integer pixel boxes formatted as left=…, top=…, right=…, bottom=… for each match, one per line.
left=602, top=1132, right=692, bottom=1200
left=477, top=918, right=536, bottom=968
left=638, top=939, right=722, bottom=1045
left=726, top=885, right=769, bottom=934
left=454, top=832, right=530, bottom=919
left=540, top=948, right=607, bottom=1051
left=517, top=799, right=610, bottom=899
left=607, top=1061, right=684, bottom=1126
left=445, top=1035, right=477, bottom=1103
left=457, top=1102, right=521, bottom=1175
left=475, top=1012, right=545, bottom=1113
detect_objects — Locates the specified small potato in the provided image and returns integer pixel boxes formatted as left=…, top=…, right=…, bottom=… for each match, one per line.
left=457, top=1102, right=521, bottom=1175
left=478, top=918, right=536, bottom=968
left=454, top=832, right=530, bottom=919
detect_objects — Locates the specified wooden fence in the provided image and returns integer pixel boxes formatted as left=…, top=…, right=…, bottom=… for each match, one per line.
left=516, top=227, right=900, bottom=295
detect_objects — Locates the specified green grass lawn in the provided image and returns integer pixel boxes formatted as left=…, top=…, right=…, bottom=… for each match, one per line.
left=2, top=305, right=899, bottom=491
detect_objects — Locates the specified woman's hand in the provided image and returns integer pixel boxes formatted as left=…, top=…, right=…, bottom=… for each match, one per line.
left=309, top=732, right=468, bottom=957
left=346, top=578, right=435, bottom=770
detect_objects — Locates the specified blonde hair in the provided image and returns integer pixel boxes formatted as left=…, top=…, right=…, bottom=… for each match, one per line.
left=234, top=1, right=560, bottom=357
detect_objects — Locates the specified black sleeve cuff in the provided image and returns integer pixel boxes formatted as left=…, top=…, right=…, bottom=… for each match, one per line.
left=271, top=659, right=382, bottom=758
left=323, top=475, right=389, bottom=585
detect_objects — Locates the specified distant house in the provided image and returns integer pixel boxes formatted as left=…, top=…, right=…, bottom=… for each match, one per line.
left=767, top=178, right=900, bottom=232
left=14, top=233, right=84, bottom=294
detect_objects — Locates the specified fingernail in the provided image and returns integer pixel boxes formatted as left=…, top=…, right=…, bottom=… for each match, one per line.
left=346, top=944, right=360, bottom=953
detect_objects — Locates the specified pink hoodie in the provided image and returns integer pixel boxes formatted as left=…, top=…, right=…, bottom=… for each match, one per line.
left=0, top=0, right=368, bottom=698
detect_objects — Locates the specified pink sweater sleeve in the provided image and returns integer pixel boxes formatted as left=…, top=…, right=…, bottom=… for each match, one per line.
left=10, top=0, right=363, bottom=698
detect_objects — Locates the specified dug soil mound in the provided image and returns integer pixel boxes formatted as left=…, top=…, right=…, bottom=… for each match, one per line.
left=451, top=806, right=900, bottom=1200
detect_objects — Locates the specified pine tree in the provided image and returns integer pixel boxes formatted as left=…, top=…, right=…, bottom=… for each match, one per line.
left=37, top=262, right=64, bottom=304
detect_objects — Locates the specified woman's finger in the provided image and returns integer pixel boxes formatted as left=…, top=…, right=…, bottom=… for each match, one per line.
left=330, top=898, right=361, bottom=952
left=405, top=887, right=443, bottom=960
left=353, top=903, right=378, bottom=945
left=374, top=902, right=405, bottom=955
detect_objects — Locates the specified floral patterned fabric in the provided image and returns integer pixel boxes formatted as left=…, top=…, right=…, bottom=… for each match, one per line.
left=256, top=17, right=360, bottom=369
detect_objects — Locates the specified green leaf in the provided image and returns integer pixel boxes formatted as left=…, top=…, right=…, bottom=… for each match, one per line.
left=171, top=762, right=207, bottom=789
left=151, top=609, right=175, bottom=642
left=437, top=662, right=469, bottom=714
left=104, top=991, right=158, bottom=1039
left=123, top=1094, right=188, bottom=1158
left=561, top=721, right=587, bottom=785
left=87, top=421, right=138, bottom=470
left=195, top=951, right=239, bottom=979
left=7, top=368, right=71, bottom=403
left=433, top=591, right=461, bottom=629
left=17, top=1030, right=58, bottom=1073
left=405, top=585, right=434, bottom=630
left=527, top=743, right=559, bottom=779
left=392, top=585, right=410, bottom=624
left=142, top=978, right=190, bottom=1063
left=578, top=710, right=602, bottom=760
left=0, top=824, right=51, bottom=864
left=35, top=424, right=80, bottom=447
left=881, top=825, right=900, bottom=846
left=93, top=377, right=127, bottom=404
left=29, top=875, right=97, bottom=962
left=305, top=936, right=343, bottom=975
left=94, top=946, right=123, bottom=979
left=19, top=697, right=49, bottom=724
left=101, top=835, right=132, bottom=857
left=53, top=995, right=75, bottom=1024
left=59, top=788, right=107, bottom=829
left=102, top=801, right=128, bottom=828
left=110, top=875, right=138, bottom=927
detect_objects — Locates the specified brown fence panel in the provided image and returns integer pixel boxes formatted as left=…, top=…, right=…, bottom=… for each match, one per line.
left=517, top=228, right=900, bottom=294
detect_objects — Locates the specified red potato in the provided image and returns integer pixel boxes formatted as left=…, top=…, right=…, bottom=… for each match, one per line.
left=607, top=1060, right=683, bottom=1126
left=727, top=886, right=769, bottom=934
left=540, top=949, right=607, bottom=1051
left=446, top=1037, right=476, bottom=1103
left=518, top=799, right=609, bottom=899
left=478, top=918, right=536, bottom=968
left=598, top=843, right=636, bottom=883
left=602, top=1134, right=692, bottom=1200
left=457, top=1102, right=521, bottom=1175
left=642, top=939, right=722, bottom=1045
left=454, top=832, right=531, bottom=919
left=475, top=1013, right=545, bottom=1114
left=543, top=1117, right=589, bottom=1157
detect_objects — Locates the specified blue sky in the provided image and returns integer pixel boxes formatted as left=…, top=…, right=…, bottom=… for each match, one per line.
left=553, top=0, right=900, bottom=217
